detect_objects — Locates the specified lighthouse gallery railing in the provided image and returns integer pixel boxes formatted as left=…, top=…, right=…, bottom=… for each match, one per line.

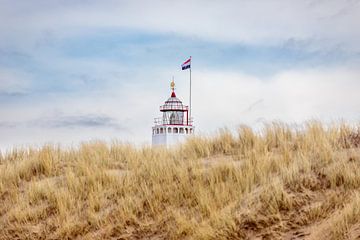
left=154, top=117, right=193, bottom=126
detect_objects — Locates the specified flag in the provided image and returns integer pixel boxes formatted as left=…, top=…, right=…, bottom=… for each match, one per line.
left=181, top=57, right=191, bottom=70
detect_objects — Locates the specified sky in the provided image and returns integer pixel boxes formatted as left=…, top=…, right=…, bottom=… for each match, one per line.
left=0, top=0, right=360, bottom=150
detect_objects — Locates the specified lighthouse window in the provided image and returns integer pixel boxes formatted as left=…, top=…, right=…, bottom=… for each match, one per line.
left=190, top=128, right=193, bottom=134
left=185, top=128, right=188, bottom=134
left=168, top=127, right=172, bottom=133
left=170, top=113, right=176, bottom=124
left=174, top=127, right=178, bottom=133
left=160, top=128, right=164, bottom=134
left=179, top=128, right=184, bottom=134
left=156, top=128, right=159, bottom=134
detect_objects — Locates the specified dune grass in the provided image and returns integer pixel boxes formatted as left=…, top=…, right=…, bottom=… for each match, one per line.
left=0, top=121, right=360, bottom=239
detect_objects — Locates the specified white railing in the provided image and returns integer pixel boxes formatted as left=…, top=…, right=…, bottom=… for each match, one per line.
left=154, top=117, right=193, bottom=126
left=160, top=105, right=188, bottom=111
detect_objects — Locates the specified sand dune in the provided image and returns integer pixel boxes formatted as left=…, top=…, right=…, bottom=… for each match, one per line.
left=0, top=122, right=360, bottom=239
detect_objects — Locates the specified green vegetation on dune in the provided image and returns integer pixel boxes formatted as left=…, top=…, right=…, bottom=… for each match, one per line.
left=0, top=122, right=360, bottom=239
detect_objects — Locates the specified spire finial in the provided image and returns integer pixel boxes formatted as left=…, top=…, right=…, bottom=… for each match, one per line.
left=170, top=77, right=176, bottom=97
left=170, top=77, right=175, bottom=91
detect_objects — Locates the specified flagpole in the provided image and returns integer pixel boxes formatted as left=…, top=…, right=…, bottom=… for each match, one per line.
left=189, top=56, right=192, bottom=124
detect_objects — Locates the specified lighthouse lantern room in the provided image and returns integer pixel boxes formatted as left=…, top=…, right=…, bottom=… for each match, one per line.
left=152, top=80, right=194, bottom=146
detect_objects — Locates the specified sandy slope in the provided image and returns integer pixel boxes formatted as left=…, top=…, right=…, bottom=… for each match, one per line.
left=0, top=122, right=360, bottom=239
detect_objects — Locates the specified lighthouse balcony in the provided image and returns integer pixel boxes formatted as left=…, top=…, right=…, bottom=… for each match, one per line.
left=160, top=105, right=188, bottom=111
left=154, top=117, right=193, bottom=126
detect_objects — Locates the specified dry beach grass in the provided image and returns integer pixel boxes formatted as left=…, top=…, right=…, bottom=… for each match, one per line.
left=0, top=122, right=360, bottom=239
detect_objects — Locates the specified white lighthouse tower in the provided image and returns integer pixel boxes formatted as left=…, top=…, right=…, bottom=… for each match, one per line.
left=152, top=80, right=194, bottom=146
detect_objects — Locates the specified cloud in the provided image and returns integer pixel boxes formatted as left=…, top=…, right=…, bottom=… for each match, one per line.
left=242, top=99, right=264, bottom=113
left=0, top=0, right=359, bottom=52
left=0, top=0, right=359, bottom=150
left=192, top=66, right=360, bottom=132
left=0, top=49, right=32, bottom=62
left=0, top=121, right=16, bottom=128
left=0, top=113, right=130, bottom=149
left=0, top=113, right=127, bottom=131
left=0, top=65, right=359, bottom=150
left=31, top=114, right=126, bottom=130
left=0, top=68, right=31, bottom=95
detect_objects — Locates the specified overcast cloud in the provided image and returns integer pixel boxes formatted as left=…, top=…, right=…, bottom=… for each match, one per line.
left=0, top=0, right=359, bottom=150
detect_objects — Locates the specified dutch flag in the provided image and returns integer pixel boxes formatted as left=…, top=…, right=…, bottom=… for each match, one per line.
left=181, top=57, right=191, bottom=70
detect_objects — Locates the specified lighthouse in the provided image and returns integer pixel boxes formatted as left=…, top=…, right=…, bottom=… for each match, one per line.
left=152, top=80, right=194, bottom=146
